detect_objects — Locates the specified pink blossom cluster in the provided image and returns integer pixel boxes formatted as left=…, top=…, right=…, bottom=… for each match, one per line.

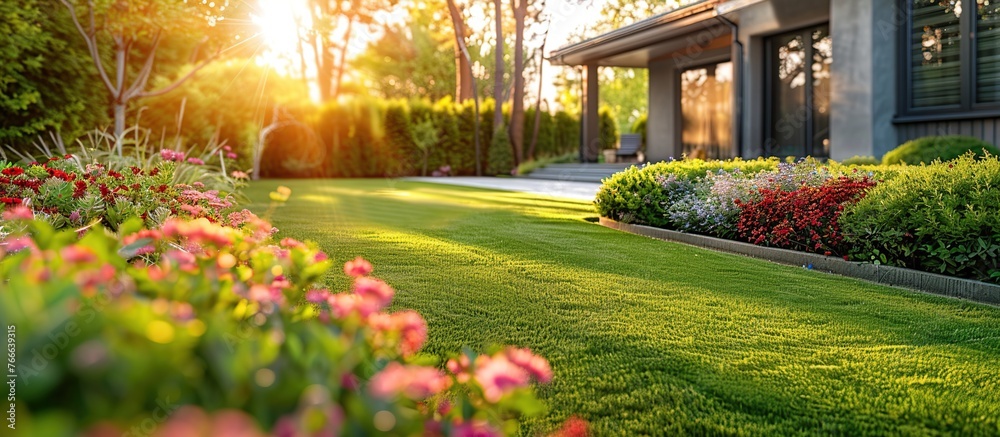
left=159, top=149, right=186, bottom=162
left=448, top=348, right=553, bottom=403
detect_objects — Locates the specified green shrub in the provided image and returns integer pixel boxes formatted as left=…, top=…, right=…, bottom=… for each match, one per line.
left=487, top=128, right=514, bottom=176
left=839, top=155, right=878, bottom=166
left=599, top=107, right=618, bottom=150
left=881, top=135, right=1000, bottom=165
left=631, top=113, right=647, bottom=152
left=842, top=154, right=1000, bottom=282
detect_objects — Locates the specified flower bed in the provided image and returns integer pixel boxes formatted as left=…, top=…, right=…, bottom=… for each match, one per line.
left=595, top=155, right=999, bottom=284
left=0, top=153, right=572, bottom=436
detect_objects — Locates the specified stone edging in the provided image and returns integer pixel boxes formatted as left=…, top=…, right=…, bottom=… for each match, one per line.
left=599, top=217, right=1000, bottom=306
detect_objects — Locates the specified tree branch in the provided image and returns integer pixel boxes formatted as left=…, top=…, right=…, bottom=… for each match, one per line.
left=59, top=0, right=115, bottom=94
left=124, top=30, right=163, bottom=100
left=136, top=49, right=220, bottom=99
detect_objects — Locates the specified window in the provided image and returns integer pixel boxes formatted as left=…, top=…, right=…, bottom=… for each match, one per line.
left=765, top=25, right=832, bottom=158
left=681, top=61, right=734, bottom=159
left=902, top=0, right=1000, bottom=113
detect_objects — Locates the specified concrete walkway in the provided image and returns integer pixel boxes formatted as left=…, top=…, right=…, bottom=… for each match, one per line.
left=403, top=177, right=601, bottom=201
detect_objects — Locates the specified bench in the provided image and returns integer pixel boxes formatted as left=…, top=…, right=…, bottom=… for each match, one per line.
left=615, top=134, right=643, bottom=162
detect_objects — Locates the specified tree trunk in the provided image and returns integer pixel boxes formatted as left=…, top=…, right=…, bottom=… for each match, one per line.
left=527, top=29, right=550, bottom=161
left=447, top=2, right=473, bottom=102
left=492, top=0, right=504, bottom=133
left=508, top=0, right=527, bottom=166
left=332, top=17, right=354, bottom=98
left=447, top=0, right=482, bottom=175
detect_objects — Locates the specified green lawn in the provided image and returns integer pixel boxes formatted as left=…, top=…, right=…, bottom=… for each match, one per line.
left=246, top=179, right=1000, bottom=436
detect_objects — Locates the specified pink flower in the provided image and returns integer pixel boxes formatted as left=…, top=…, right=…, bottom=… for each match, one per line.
left=226, top=152, right=238, bottom=160
left=2, top=236, right=34, bottom=253
left=186, top=157, right=205, bottom=165
left=60, top=245, right=96, bottom=264
left=1, top=206, right=33, bottom=221
left=447, top=354, right=473, bottom=383
left=328, top=293, right=380, bottom=318
left=306, top=289, right=330, bottom=304
left=368, top=362, right=449, bottom=400
left=231, top=171, right=249, bottom=180
left=505, top=348, right=553, bottom=383
left=474, top=355, right=531, bottom=403
left=353, top=277, right=393, bottom=307
left=343, top=256, right=372, bottom=277
left=68, top=210, right=82, bottom=222
left=159, top=149, right=185, bottom=162
left=394, top=310, right=427, bottom=356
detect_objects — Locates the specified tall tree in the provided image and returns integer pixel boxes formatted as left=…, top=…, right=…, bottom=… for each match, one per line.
left=446, top=0, right=474, bottom=102
left=59, top=0, right=252, bottom=139
left=508, top=0, right=529, bottom=165
left=492, top=0, right=505, bottom=135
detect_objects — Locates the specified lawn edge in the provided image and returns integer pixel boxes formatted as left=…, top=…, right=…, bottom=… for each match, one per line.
left=599, top=217, right=1000, bottom=306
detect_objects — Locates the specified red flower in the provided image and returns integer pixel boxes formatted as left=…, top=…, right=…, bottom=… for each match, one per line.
left=1, top=167, right=24, bottom=177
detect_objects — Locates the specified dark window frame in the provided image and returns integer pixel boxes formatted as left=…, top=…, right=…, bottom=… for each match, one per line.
left=763, top=23, right=830, bottom=158
left=897, top=0, right=1000, bottom=120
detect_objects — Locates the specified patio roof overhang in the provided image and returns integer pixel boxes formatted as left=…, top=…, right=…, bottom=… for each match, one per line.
left=549, top=0, right=729, bottom=68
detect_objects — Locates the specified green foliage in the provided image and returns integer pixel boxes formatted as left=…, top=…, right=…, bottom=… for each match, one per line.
left=631, top=113, right=648, bottom=152
left=881, top=135, right=1000, bottom=165
left=598, top=106, right=618, bottom=150
left=838, top=155, right=879, bottom=166
left=487, top=127, right=514, bottom=176
left=0, top=0, right=106, bottom=149
left=248, top=179, right=1000, bottom=436
left=842, top=154, right=1000, bottom=283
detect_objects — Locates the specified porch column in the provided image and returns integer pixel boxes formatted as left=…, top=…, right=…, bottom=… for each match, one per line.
left=830, top=0, right=898, bottom=160
left=581, top=63, right=600, bottom=162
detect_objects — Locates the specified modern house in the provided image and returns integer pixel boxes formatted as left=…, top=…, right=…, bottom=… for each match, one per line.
left=550, top=0, right=1000, bottom=162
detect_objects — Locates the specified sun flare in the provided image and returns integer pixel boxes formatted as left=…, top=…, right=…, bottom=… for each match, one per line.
left=253, top=0, right=311, bottom=71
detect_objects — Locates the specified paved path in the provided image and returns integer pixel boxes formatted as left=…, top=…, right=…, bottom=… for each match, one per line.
left=403, top=177, right=601, bottom=201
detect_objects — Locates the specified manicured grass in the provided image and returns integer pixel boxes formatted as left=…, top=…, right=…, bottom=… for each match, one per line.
left=246, top=179, right=1000, bottom=436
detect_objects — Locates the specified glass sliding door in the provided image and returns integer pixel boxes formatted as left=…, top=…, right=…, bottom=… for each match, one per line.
left=765, top=24, right=832, bottom=158
left=681, top=61, right=734, bottom=159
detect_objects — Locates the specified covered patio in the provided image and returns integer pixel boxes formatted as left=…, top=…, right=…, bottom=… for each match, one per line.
left=550, top=0, right=738, bottom=162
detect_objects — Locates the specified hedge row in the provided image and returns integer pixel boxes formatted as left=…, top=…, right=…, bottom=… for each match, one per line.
left=595, top=154, right=999, bottom=284
left=260, top=98, right=583, bottom=178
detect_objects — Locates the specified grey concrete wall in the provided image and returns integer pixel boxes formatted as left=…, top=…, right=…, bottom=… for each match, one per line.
left=647, top=59, right=679, bottom=162
left=830, top=0, right=899, bottom=160
left=726, top=0, right=831, bottom=157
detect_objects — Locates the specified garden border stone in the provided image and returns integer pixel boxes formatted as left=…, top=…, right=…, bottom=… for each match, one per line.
left=599, top=217, right=1000, bottom=306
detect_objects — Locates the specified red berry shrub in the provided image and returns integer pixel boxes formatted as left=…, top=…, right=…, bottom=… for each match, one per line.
left=735, top=177, right=876, bottom=256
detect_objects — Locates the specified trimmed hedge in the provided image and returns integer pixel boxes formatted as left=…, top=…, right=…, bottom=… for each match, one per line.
left=261, top=98, right=580, bottom=178
left=882, top=135, right=1000, bottom=165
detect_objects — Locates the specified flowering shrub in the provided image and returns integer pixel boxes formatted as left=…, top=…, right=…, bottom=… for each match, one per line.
left=594, top=157, right=778, bottom=226
left=0, top=212, right=559, bottom=436
left=734, top=177, right=877, bottom=256
left=0, top=155, right=243, bottom=231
